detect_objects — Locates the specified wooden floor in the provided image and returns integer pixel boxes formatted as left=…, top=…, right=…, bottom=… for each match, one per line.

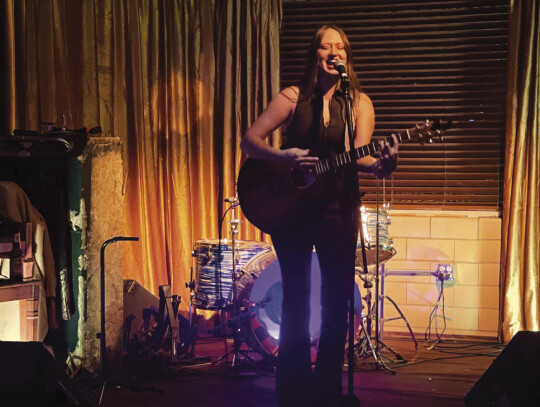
left=78, top=335, right=501, bottom=407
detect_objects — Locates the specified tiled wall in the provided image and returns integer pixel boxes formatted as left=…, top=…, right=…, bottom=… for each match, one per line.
left=365, top=209, right=501, bottom=339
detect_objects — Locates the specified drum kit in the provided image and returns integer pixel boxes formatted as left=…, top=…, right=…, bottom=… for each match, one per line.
left=186, top=195, right=415, bottom=368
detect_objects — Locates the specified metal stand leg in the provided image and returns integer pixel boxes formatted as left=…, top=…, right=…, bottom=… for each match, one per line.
left=355, top=261, right=420, bottom=372
left=209, top=300, right=271, bottom=369
left=380, top=295, right=418, bottom=352
left=99, top=237, right=164, bottom=406
left=379, top=263, right=418, bottom=353
left=354, top=282, right=396, bottom=375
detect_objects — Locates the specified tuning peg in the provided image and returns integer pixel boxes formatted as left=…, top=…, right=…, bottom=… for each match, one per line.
left=436, top=129, right=445, bottom=142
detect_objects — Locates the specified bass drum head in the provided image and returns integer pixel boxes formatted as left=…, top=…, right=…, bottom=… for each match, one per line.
left=237, top=250, right=362, bottom=358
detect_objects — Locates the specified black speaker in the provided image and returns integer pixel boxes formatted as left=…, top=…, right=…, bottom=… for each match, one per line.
left=0, top=341, right=94, bottom=406
left=465, top=331, right=540, bottom=406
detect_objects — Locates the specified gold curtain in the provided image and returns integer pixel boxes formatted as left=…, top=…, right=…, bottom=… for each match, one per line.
left=1, top=0, right=282, bottom=304
left=500, top=0, right=540, bottom=342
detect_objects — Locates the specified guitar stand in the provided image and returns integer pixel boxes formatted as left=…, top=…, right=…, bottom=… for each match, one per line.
left=99, top=237, right=165, bottom=406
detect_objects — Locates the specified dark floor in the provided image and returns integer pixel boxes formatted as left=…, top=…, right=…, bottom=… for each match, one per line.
left=81, top=335, right=501, bottom=407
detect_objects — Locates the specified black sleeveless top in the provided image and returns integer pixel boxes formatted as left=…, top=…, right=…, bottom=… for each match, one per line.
left=284, top=89, right=356, bottom=211
left=286, top=89, right=346, bottom=156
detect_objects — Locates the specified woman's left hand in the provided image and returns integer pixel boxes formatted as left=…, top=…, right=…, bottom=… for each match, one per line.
left=372, top=134, right=399, bottom=179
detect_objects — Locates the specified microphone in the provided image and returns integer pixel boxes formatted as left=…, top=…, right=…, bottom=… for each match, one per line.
left=332, top=60, right=348, bottom=78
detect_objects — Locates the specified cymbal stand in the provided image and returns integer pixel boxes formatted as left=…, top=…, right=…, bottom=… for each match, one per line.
left=212, top=192, right=256, bottom=369
left=354, top=271, right=379, bottom=362
left=373, top=198, right=409, bottom=363
left=353, top=196, right=395, bottom=374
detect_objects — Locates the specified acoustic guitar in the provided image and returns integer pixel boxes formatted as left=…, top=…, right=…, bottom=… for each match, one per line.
left=237, top=120, right=448, bottom=234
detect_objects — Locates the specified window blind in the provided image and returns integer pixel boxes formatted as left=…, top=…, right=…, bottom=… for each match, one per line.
left=280, top=0, right=508, bottom=209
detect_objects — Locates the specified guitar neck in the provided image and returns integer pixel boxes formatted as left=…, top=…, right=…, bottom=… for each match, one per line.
left=314, top=128, right=413, bottom=176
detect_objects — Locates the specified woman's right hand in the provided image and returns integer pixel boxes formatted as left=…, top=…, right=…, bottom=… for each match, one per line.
left=280, top=148, right=320, bottom=168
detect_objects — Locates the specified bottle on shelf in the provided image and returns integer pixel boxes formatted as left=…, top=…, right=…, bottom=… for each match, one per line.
left=10, top=232, right=24, bottom=281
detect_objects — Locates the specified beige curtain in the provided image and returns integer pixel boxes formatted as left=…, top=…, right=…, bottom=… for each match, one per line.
left=500, top=0, right=540, bottom=342
left=1, top=0, right=282, bottom=305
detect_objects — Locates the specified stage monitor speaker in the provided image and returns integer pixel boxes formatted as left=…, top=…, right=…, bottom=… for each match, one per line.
left=123, top=279, right=160, bottom=340
left=0, top=341, right=94, bottom=406
left=464, top=331, right=540, bottom=407
left=123, top=279, right=195, bottom=351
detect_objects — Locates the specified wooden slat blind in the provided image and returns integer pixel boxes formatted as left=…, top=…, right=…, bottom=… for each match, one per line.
left=281, top=0, right=507, bottom=209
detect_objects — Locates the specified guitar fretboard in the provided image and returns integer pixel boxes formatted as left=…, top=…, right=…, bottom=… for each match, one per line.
left=313, top=128, right=414, bottom=176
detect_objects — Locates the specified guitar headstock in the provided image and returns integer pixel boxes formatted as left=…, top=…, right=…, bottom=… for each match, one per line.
left=411, top=119, right=452, bottom=144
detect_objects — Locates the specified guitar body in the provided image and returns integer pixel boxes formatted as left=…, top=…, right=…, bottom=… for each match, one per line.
left=237, top=158, right=320, bottom=234
left=237, top=120, right=448, bottom=234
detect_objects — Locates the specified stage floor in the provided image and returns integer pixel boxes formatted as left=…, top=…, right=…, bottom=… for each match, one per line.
left=80, top=335, right=501, bottom=407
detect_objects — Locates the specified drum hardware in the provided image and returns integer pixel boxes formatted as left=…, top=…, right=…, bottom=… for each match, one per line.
left=191, top=243, right=365, bottom=364
left=185, top=267, right=195, bottom=326
left=209, top=296, right=272, bottom=334
left=379, top=264, right=418, bottom=351
left=208, top=296, right=273, bottom=366
left=157, top=285, right=200, bottom=362
left=353, top=199, right=396, bottom=375
left=355, top=266, right=416, bottom=364
left=190, top=188, right=273, bottom=369
left=218, top=192, right=264, bottom=369
left=356, top=205, right=396, bottom=267
left=354, top=201, right=417, bottom=369
left=236, top=249, right=364, bottom=361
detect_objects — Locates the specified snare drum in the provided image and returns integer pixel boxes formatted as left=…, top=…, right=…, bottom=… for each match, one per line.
left=236, top=250, right=363, bottom=359
left=191, top=239, right=272, bottom=309
left=356, top=206, right=395, bottom=268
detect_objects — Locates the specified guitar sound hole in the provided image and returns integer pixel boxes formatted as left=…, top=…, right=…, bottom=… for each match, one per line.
left=290, top=168, right=314, bottom=188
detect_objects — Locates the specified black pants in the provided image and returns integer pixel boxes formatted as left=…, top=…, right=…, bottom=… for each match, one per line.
left=271, top=202, right=358, bottom=407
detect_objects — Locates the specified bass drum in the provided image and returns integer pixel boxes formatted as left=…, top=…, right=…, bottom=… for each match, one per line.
left=236, top=250, right=363, bottom=358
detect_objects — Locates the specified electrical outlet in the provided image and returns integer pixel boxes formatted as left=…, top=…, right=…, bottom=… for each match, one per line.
left=434, top=264, right=454, bottom=281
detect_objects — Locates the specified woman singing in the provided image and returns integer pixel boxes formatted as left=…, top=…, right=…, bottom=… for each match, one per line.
left=241, top=25, right=399, bottom=407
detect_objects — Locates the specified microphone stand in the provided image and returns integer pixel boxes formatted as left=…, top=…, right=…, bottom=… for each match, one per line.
left=340, top=72, right=362, bottom=407
left=340, top=68, right=396, bottom=406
